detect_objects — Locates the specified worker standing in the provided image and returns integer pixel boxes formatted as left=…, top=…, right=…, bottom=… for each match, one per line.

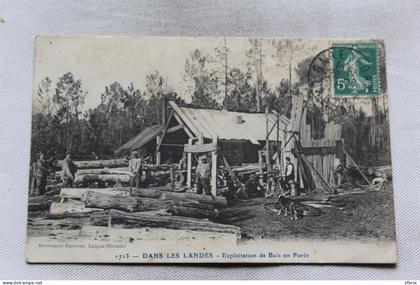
left=30, top=153, right=48, bottom=196
left=196, top=155, right=211, bottom=195
left=35, top=152, right=48, bottom=195
left=284, top=157, right=295, bottom=185
left=62, top=152, right=77, bottom=188
left=129, top=150, right=142, bottom=188
left=178, top=153, right=187, bottom=188
left=279, top=156, right=295, bottom=194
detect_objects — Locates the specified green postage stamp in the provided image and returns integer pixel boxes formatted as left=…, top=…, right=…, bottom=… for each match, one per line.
left=332, top=43, right=380, bottom=97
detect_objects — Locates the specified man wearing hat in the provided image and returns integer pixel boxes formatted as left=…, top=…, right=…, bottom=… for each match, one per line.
left=195, top=154, right=211, bottom=195
left=62, top=152, right=77, bottom=188
left=129, top=149, right=143, bottom=188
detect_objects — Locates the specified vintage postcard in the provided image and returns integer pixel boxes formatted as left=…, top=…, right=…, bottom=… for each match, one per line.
left=27, top=36, right=396, bottom=263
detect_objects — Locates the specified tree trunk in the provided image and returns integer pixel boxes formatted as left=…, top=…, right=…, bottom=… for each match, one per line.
left=82, top=191, right=218, bottom=219
left=169, top=205, right=218, bottom=220
left=83, top=191, right=140, bottom=212
left=49, top=199, right=103, bottom=217
left=74, top=173, right=131, bottom=184
left=92, top=209, right=240, bottom=236
left=57, top=159, right=128, bottom=170
left=28, top=195, right=59, bottom=211
left=73, top=167, right=131, bottom=175
left=162, top=192, right=227, bottom=208
left=60, top=187, right=131, bottom=200
left=129, top=187, right=163, bottom=198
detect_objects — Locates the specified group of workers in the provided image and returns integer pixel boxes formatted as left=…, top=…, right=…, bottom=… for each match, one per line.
left=176, top=150, right=297, bottom=199
left=30, top=152, right=77, bottom=196
left=232, top=156, right=296, bottom=199
left=29, top=148, right=297, bottom=200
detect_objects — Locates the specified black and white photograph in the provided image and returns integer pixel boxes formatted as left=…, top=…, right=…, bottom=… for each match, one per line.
left=26, top=36, right=396, bottom=263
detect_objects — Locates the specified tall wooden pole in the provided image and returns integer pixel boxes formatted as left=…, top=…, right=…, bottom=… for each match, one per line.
left=211, top=136, right=218, bottom=196
left=265, top=105, right=272, bottom=194
left=155, top=136, right=161, bottom=165
left=187, top=138, right=193, bottom=191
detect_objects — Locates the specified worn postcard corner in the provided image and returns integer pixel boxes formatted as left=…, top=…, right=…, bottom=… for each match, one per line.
left=27, top=36, right=396, bottom=264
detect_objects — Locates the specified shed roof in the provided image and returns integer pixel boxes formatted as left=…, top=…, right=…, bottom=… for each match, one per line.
left=114, top=124, right=165, bottom=155
left=170, top=101, right=290, bottom=144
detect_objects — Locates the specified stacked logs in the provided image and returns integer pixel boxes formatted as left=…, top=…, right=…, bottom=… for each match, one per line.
left=54, top=159, right=177, bottom=187
left=41, top=186, right=239, bottom=237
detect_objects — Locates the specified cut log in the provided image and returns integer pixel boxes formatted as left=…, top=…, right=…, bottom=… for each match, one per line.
left=143, top=163, right=179, bottom=172
left=169, top=205, right=218, bottom=220
left=46, top=212, right=102, bottom=219
left=27, top=217, right=87, bottom=237
left=49, top=199, right=103, bottom=217
left=60, top=187, right=131, bottom=200
left=81, top=167, right=130, bottom=175
left=217, top=207, right=256, bottom=223
left=57, top=159, right=128, bottom=170
left=83, top=191, right=139, bottom=212
left=44, top=184, right=62, bottom=196
left=74, top=174, right=131, bottom=184
left=92, top=209, right=240, bottom=236
left=50, top=199, right=85, bottom=214
left=28, top=195, right=59, bottom=211
left=82, top=191, right=216, bottom=219
left=130, top=187, right=163, bottom=198
left=130, top=187, right=227, bottom=208
left=162, top=192, right=227, bottom=208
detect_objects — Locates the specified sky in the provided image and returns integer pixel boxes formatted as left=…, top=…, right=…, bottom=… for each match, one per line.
left=32, top=36, right=382, bottom=114
left=33, top=36, right=325, bottom=109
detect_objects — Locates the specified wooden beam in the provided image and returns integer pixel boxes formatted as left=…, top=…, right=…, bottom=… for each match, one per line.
left=169, top=101, right=201, bottom=137
left=300, top=146, right=338, bottom=156
left=172, top=112, right=195, bottom=138
left=211, top=137, right=218, bottom=196
left=267, top=119, right=278, bottom=138
left=222, top=155, right=238, bottom=181
left=184, top=142, right=217, bottom=153
left=343, top=148, right=372, bottom=185
left=166, top=124, right=184, bottom=133
left=155, top=109, right=175, bottom=157
left=160, top=143, right=185, bottom=147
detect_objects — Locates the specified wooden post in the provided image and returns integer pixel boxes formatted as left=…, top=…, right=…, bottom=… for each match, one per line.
left=276, top=114, right=281, bottom=194
left=156, top=135, right=161, bottom=165
left=211, top=137, right=218, bottom=196
left=258, top=150, right=264, bottom=186
left=169, top=166, right=175, bottom=189
left=198, top=132, right=204, bottom=145
left=343, top=148, right=372, bottom=185
left=265, top=106, right=272, bottom=195
left=162, top=97, right=167, bottom=125
left=187, top=138, right=193, bottom=191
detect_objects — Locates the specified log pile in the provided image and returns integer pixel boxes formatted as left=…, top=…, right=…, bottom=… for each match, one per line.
left=28, top=184, right=238, bottom=240
left=54, top=158, right=178, bottom=188
left=28, top=158, right=240, bottom=242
